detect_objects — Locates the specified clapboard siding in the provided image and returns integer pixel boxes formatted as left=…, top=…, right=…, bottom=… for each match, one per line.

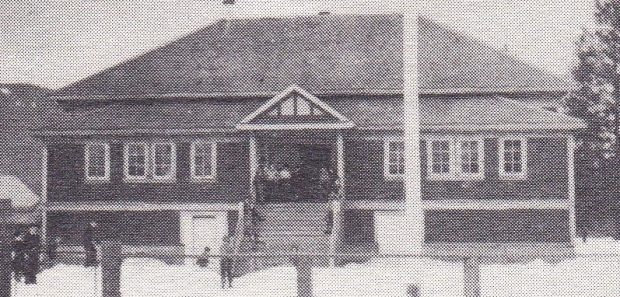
left=344, top=139, right=405, bottom=200
left=47, top=211, right=181, bottom=245
left=424, top=209, right=570, bottom=243
left=420, top=137, right=569, bottom=200
left=47, top=141, right=250, bottom=203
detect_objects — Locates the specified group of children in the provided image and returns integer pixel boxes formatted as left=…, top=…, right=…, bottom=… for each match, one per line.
left=255, top=158, right=341, bottom=202
left=196, top=235, right=236, bottom=289
left=11, top=225, right=43, bottom=284
left=10, top=221, right=99, bottom=285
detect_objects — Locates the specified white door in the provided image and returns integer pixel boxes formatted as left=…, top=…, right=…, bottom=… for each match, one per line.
left=190, top=215, right=226, bottom=255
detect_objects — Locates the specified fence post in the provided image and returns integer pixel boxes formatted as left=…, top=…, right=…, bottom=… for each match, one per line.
left=0, top=237, right=11, bottom=297
left=464, top=256, right=481, bottom=297
left=329, top=200, right=342, bottom=266
left=0, top=205, right=12, bottom=297
left=101, top=241, right=122, bottom=297
left=296, top=255, right=313, bottom=297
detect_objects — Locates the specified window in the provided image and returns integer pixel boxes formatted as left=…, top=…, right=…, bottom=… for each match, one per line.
left=426, top=137, right=484, bottom=180
left=124, top=142, right=176, bottom=181
left=458, top=140, right=483, bottom=177
left=384, top=140, right=404, bottom=178
left=499, top=138, right=527, bottom=179
left=190, top=142, right=217, bottom=180
left=125, top=143, right=147, bottom=180
left=85, top=143, right=110, bottom=181
left=152, top=143, right=176, bottom=179
left=429, top=139, right=451, bottom=177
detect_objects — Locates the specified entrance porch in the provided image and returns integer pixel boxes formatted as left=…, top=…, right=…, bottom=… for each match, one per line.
left=250, top=131, right=345, bottom=204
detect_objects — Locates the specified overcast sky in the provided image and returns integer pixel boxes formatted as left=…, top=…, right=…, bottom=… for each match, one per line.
left=0, top=0, right=596, bottom=89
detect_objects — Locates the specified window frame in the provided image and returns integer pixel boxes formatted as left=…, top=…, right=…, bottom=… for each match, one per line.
left=426, top=137, right=453, bottom=180
left=456, top=137, right=485, bottom=180
left=124, top=142, right=149, bottom=181
left=498, top=137, right=528, bottom=180
left=123, top=142, right=177, bottom=182
left=426, top=136, right=485, bottom=181
left=383, top=138, right=405, bottom=179
left=151, top=142, right=177, bottom=181
left=190, top=141, right=217, bottom=181
left=85, top=143, right=110, bottom=181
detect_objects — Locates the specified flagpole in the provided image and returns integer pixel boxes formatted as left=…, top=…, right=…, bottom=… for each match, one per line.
left=402, top=0, right=423, bottom=252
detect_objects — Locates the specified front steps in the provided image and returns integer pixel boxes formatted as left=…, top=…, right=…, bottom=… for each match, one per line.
left=257, top=203, right=331, bottom=252
left=234, top=203, right=332, bottom=275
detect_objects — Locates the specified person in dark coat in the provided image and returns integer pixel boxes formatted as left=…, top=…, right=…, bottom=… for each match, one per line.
left=83, top=221, right=99, bottom=267
left=23, top=225, right=41, bottom=284
left=219, top=236, right=234, bottom=289
left=11, top=230, right=26, bottom=283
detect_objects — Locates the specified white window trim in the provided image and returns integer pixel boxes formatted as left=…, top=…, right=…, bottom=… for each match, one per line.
left=151, top=142, right=177, bottom=181
left=124, top=142, right=177, bottom=182
left=498, top=136, right=528, bottom=180
left=124, top=142, right=148, bottom=181
left=426, top=137, right=454, bottom=180
left=190, top=141, right=217, bottom=181
left=456, top=137, right=485, bottom=180
left=85, top=143, right=110, bottom=181
left=383, top=138, right=405, bottom=179
left=425, top=136, right=485, bottom=181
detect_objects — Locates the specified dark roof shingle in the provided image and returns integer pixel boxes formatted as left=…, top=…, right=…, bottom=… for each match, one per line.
left=52, top=14, right=570, bottom=98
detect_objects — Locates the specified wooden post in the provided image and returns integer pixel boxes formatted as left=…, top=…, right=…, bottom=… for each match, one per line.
left=464, top=257, right=481, bottom=297
left=296, top=256, right=313, bottom=297
left=0, top=208, right=11, bottom=297
left=249, top=134, right=258, bottom=204
left=336, top=133, right=345, bottom=199
left=329, top=200, right=342, bottom=266
left=101, top=241, right=122, bottom=297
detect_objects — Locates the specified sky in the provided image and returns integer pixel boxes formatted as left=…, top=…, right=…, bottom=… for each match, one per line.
left=0, top=0, right=597, bottom=90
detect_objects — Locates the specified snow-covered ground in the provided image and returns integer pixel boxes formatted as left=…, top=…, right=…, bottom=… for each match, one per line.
left=11, top=238, right=620, bottom=297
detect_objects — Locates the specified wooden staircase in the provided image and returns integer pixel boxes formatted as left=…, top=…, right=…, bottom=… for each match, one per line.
left=257, top=203, right=330, bottom=252
left=233, top=202, right=332, bottom=275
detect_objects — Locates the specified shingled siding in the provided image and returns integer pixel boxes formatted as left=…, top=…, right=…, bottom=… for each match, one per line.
left=421, top=137, right=569, bottom=200
left=424, top=209, right=570, bottom=242
left=344, top=139, right=405, bottom=200
left=47, top=211, right=181, bottom=245
left=46, top=141, right=250, bottom=202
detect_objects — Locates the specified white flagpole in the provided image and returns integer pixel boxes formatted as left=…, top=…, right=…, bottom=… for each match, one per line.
left=402, top=0, right=423, bottom=252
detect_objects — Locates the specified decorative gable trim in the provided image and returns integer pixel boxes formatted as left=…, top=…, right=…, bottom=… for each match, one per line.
left=236, top=85, right=354, bottom=130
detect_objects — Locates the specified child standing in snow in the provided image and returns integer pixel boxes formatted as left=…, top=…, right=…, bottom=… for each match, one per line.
left=219, top=236, right=234, bottom=289
left=196, top=246, right=210, bottom=267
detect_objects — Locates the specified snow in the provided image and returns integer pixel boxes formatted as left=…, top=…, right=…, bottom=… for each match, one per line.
left=121, top=258, right=297, bottom=297
left=0, top=175, right=39, bottom=208
left=11, top=239, right=620, bottom=297
left=314, top=258, right=463, bottom=297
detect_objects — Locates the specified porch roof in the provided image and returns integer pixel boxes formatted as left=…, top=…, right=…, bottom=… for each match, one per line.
left=33, top=95, right=585, bottom=136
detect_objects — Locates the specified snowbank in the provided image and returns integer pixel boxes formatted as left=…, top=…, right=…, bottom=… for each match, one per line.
left=314, top=258, right=463, bottom=297
left=574, top=237, right=620, bottom=255
left=13, top=239, right=620, bottom=297
left=121, top=258, right=297, bottom=297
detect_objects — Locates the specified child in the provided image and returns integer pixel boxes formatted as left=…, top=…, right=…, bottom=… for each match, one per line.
left=196, top=246, right=210, bottom=267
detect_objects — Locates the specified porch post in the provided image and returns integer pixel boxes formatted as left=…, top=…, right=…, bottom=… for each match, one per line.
left=249, top=134, right=258, bottom=203
left=336, top=132, right=345, bottom=198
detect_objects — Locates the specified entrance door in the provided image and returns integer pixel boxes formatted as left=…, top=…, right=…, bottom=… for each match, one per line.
left=190, top=215, right=226, bottom=255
